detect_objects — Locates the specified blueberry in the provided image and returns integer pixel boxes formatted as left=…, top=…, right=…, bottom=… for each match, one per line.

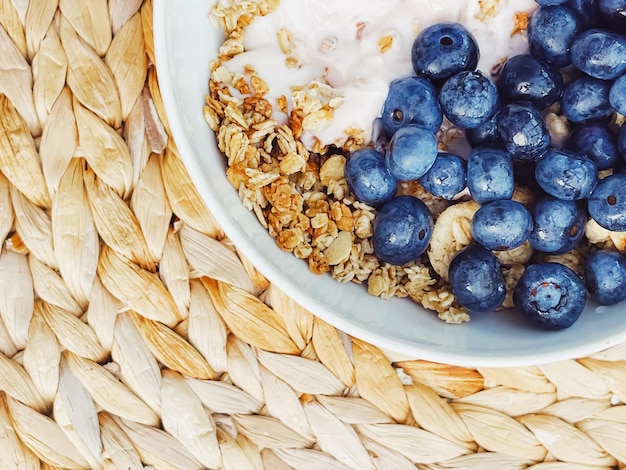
left=380, top=76, right=442, bottom=137
left=561, top=76, right=613, bottom=123
left=465, top=105, right=501, bottom=147
left=372, top=195, right=433, bottom=265
left=528, top=6, right=581, bottom=67
left=420, top=152, right=467, bottom=200
left=535, top=148, right=597, bottom=200
left=471, top=200, right=533, bottom=251
left=566, top=123, right=619, bottom=170
left=571, top=29, right=626, bottom=80
left=345, top=148, right=397, bottom=206
left=536, top=0, right=568, bottom=4
left=386, top=125, right=438, bottom=181
left=513, top=262, right=586, bottom=330
left=497, top=55, right=563, bottom=109
left=598, top=0, right=626, bottom=32
left=529, top=196, right=586, bottom=253
left=585, top=250, right=626, bottom=305
left=448, top=245, right=506, bottom=312
left=588, top=173, right=626, bottom=231
left=565, top=0, right=600, bottom=28
left=610, top=74, right=626, bottom=116
left=411, top=22, right=479, bottom=82
left=497, top=102, right=551, bottom=161
left=439, top=70, right=499, bottom=129
left=467, top=146, right=514, bottom=204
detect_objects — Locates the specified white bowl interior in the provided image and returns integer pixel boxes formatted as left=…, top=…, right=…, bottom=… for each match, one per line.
left=153, top=0, right=626, bottom=366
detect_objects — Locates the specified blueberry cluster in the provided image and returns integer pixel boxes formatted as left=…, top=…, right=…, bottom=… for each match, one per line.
left=345, top=1, right=626, bottom=330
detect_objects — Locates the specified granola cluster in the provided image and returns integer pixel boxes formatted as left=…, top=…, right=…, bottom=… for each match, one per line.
left=204, top=0, right=540, bottom=324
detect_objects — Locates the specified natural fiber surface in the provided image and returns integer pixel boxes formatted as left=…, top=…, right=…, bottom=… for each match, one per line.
left=1, top=1, right=626, bottom=468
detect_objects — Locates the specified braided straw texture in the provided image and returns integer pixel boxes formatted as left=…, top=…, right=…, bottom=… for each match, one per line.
left=1, top=0, right=626, bottom=468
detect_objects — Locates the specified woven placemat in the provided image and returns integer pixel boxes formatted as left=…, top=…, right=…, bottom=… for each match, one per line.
left=1, top=0, right=626, bottom=468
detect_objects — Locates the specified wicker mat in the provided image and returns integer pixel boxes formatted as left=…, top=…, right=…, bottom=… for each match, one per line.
left=1, top=0, right=626, bottom=468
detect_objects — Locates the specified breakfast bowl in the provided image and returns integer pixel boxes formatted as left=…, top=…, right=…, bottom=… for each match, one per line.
left=153, top=0, right=626, bottom=367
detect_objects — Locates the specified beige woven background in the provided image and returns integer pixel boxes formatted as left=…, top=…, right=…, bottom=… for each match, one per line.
left=1, top=0, right=626, bottom=468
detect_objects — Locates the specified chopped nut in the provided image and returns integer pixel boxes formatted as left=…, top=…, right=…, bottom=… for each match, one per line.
left=285, top=56, right=301, bottom=68
left=377, top=35, right=394, bottom=53
left=585, top=218, right=615, bottom=249
left=276, top=95, right=288, bottom=114
left=475, top=0, right=502, bottom=21
left=233, top=75, right=251, bottom=95
left=356, top=21, right=366, bottom=40
left=243, top=96, right=273, bottom=118
left=512, top=185, right=535, bottom=209
left=290, top=110, right=304, bottom=138
left=319, top=155, right=346, bottom=186
left=277, top=27, right=293, bottom=55
left=545, top=112, right=570, bottom=148
left=609, top=230, right=626, bottom=253
left=324, top=231, right=353, bottom=265
left=511, top=11, right=529, bottom=37
left=319, top=36, right=338, bottom=53
left=329, top=96, right=344, bottom=109
left=490, top=57, right=508, bottom=79
left=250, top=75, right=270, bottom=95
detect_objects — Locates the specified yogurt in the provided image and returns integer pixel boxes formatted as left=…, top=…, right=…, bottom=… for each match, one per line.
left=224, top=0, right=538, bottom=150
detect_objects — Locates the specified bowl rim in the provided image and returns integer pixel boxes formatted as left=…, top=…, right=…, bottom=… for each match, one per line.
left=152, top=0, right=626, bottom=366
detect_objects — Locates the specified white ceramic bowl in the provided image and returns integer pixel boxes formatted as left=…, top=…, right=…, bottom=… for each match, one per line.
left=153, top=0, right=626, bottom=366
